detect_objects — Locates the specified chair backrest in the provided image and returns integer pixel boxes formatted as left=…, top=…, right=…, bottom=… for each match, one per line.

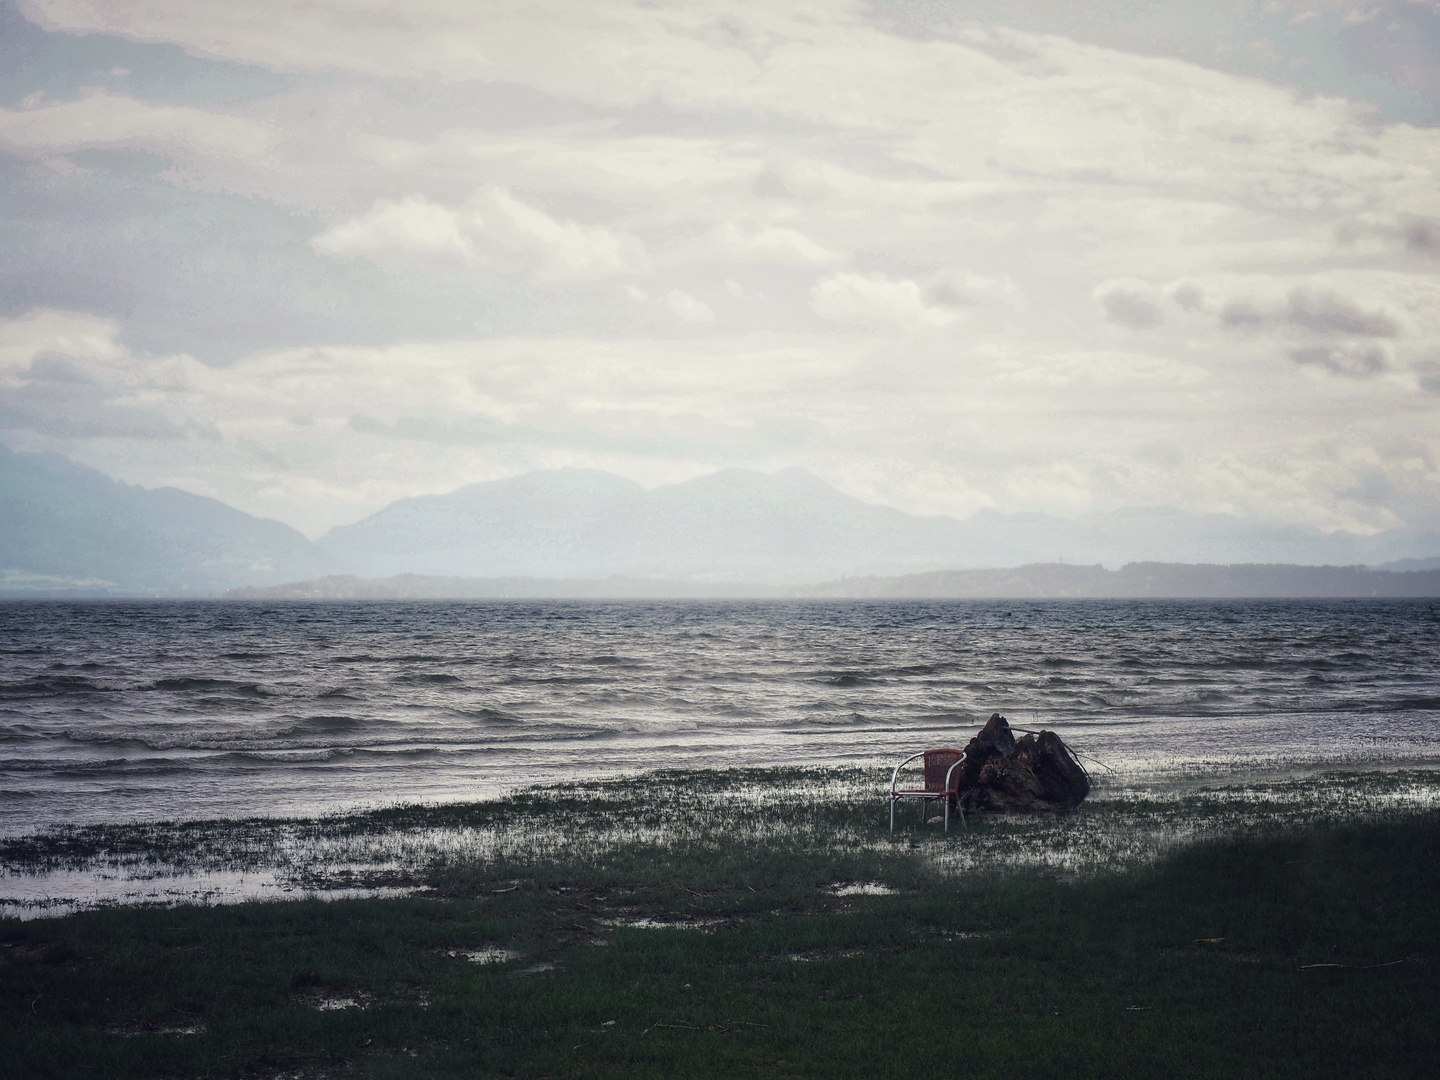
left=923, top=748, right=966, bottom=792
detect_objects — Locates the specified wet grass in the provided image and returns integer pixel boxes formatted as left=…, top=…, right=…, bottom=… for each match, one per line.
left=2, top=769, right=1439, bottom=1077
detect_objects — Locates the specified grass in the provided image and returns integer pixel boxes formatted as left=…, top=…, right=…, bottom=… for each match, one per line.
left=2, top=768, right=1439, bottom=1078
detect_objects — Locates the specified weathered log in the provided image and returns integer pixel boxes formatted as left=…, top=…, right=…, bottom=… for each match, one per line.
left=955, top=713, right=1089, bottom=812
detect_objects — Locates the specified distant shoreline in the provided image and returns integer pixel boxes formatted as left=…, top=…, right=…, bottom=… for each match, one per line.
left=201, top=561, right=1440, bottom=600
left=5, top=560, right=1440, bottom=599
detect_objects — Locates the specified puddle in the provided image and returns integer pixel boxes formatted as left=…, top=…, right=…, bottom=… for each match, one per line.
left=598, top=916, right=724, bottom=930
left=105, top=1022, right=206, bottom=1037
left=447, top=946, right=518, bottom=964
left=298, top=989, right=371, bottom=1012
left=0, top=867, right=421, bottom=921
left=513, top=961, right=557, bottom=975
left=824, top=882, right=894, bottom=897
left=788, top=949, right=865, bottom=962
left=314, top=996, right=365, bottom=1012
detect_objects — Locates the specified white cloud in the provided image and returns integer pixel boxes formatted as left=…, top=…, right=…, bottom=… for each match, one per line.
left=474, top=186, right=649, bottom=279
left=703, top=221, right=842, bottom=266
left=312, top=186, right=649, bottom=278
left=0, top=92, right=275, bottom=159
left=0, top=309, right=126, bottom=373
left=811, top=273, right=956, bottom=330
left=312, top=194, right=478, bottom=264
left=665, top=290, right=715, bottom=323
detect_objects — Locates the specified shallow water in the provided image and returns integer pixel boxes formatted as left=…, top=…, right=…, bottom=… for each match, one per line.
left=6, top=765, right=1439, bottom=920
left=2, top=598, right=1438, bottom=833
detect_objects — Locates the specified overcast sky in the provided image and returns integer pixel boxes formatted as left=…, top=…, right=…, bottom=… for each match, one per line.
left=1, top=0, right=1438, bottom=544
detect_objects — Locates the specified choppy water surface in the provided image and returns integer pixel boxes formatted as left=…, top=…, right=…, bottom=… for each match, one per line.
left=2, top=599, right=1438, bottom=832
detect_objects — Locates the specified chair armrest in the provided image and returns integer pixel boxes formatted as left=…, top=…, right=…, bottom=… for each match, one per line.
left=890, top=751, right=927, bottom=796
left=944, top=752, right=968, bottom=793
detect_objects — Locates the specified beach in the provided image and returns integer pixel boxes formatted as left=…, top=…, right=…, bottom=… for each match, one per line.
left=3, top=764, right=1439, bottom=1078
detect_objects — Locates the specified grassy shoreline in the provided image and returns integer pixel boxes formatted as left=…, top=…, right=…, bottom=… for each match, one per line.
left=3, top=767, right=1439, bottom=1077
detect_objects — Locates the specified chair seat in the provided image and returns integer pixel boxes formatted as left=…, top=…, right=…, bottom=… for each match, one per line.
left=890, top=747, right=968, bottom=833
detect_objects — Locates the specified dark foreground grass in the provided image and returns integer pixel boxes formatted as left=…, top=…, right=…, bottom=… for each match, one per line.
left=2, top=796, right=1438, bottom=1079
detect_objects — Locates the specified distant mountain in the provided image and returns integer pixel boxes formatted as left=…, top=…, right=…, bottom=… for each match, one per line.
left=225, top=574, right=791, bottom=600
left=1375, top=556, right=1440, bottom=572
left=915, top=505, right=1440, bottom=569
left=799, top=562, right=1440, bottom=599
left=7, top=449, right=1440, bottom=595
left=316, top=466, right=971, bottom=581
left=317, top=467, right=1440, bottom=581
left=0, top=444, right=326, bottom=595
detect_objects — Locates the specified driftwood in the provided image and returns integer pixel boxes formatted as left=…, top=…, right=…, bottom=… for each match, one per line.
left=954, top=713, right=1089, bottom=812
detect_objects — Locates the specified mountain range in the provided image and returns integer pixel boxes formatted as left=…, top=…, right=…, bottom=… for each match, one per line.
left=3, top=443, right=1439, bottom=596
left=0, top=443, right=323, bottom=594
left=315, top=466, right=970, bottom=582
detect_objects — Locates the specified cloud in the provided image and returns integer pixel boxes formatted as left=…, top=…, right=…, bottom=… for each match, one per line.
left=312, top=194, right=477, bottom=265
left=1217, top=285, right=1404, bottom=339
left=1399, top=215, right=1440, bottom=257
left=665, top=290, right=715, bottom=323
left=1170, top=282, right=1209, bottom=313
left=1096, top=282, right=1164, bottom=329
left=1286, top=287, right=1401, bottom=338
left=703, top=221, right=842, bottom=266
left=0, top=309, right=126, bottom=372
left=1289, top=343, right=1391, bottom=377
left=0, top=92, right=274, bottom=160
left=312, top=186, right=649, bottom=279
left=1220, top=297, right=1275, bottom=330
left=811, top=273, right=955, bottom=330
left=0, top=309, right=199, bottom=440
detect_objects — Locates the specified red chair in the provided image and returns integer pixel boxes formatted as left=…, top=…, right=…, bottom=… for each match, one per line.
left=889, top=748, right=967, bottom=833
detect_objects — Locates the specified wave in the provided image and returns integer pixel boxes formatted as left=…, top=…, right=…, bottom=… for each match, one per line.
left=391, top=673, right=463, bottom=686
left=145, top=677, right=317, bottom=698
left=275, top=714, right=368, bottom=735
left=213, top=748, right=353, bottom=763
left=455, top=708, right=522, bottom=725
left=0, top=675, right=123, bottom=698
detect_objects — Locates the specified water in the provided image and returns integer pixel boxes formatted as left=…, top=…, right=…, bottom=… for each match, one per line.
left=3, top=598, right=1439, bottom=834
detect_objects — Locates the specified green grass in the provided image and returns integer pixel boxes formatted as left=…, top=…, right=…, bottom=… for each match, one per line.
left=3, top=769, right=1439, bottom=1078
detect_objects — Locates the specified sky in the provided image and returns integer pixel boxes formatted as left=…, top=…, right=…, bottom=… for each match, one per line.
left=0, top=0, right=1438, bottom=547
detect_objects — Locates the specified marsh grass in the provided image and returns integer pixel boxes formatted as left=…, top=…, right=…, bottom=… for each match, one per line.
left=2, top=767, right=1439, bottom=1077
left=6, top=765, right=1440, bottom=909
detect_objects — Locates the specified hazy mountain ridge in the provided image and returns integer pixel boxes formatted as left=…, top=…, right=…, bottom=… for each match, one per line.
left=0, top=444, right=325, bottom=594
left=5, top=447, right=1440, bottom=596
left=225, top=574, right=791, bottom=600
left=317, top=465, right=1440, bottom=580
left=226, top=563, right=1440, bottom=600
left=316, top=466, right=970, bottom=581
left=798, top=562, right=1440, bottom=599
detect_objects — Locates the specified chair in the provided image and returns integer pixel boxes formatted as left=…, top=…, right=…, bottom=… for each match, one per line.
left=889, top=748, right=967, bottom=832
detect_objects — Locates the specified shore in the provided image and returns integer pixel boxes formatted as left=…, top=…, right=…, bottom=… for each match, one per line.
left=3, top=766, right=1438, bottom=1077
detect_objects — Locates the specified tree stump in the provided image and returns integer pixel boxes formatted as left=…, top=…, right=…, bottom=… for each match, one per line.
left=955, top=713, right=1089, bottom=812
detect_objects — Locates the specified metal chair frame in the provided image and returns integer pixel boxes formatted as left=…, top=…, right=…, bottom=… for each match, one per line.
left=889, top=748, right=968, bottom=833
